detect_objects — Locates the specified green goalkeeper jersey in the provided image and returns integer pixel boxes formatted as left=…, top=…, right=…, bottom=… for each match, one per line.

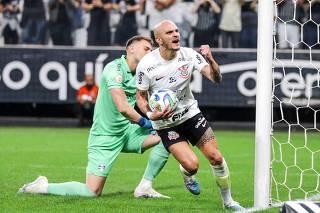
left=90, top=55, right=137, bottom=136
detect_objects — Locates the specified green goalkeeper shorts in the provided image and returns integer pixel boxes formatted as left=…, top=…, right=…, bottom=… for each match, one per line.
left=86, top=123, right=150, bottom=177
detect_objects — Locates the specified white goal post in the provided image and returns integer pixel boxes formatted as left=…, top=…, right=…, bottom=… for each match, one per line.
left=255, top=0, right=320, bottom=209
left=254, top=0, right=274, bottom=209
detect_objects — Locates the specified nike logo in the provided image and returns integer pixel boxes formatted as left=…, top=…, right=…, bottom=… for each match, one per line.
left=155, top=76, right=165, bottom=81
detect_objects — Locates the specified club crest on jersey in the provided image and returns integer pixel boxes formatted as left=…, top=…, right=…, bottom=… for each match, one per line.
left=178, top=65, right=190, bottom=79
left=168, top=131, right=180, bottom=140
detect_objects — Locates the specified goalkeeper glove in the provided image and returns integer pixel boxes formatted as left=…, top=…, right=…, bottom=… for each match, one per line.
left=138, top=117, right=153, bottom=129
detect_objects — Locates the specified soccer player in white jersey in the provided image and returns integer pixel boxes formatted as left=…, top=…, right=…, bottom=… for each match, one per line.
left=135, top=20, right=244, bottom=211
left=18, top=35, right=198, bottom=199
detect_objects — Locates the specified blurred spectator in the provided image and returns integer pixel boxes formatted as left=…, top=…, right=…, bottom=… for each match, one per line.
left=276, top=0, right=304, bottom=49
left=145, top=0, right=185, bottom=45
left=239, top=0, right=257, bottom=48
left=1, top=0, right=20, bottom=44
left=0, top=2, right=4, bottom=45
left=72, top=0, right=86, bottom=47
left=302, top=0, right=320, bottom=48
left=135, top=0, right=148, bottom=36
left=114, top=0, right=141, bottom=46
left=178, top=0, right=196, bottom=47
left=20, top=0, right=47, bottom=44
left=48, top=0, right=76, bottom=46
left=192, top=0, right=220, bottom=47
left=83, top=0, right=113, bottom=46
left=219, top=0, right=243, bottom=48
left=76, top=74, right=98, bottom=126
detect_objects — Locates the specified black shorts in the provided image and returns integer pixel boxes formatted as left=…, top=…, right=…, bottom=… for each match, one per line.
left=156, top=113, right=211, bottom=150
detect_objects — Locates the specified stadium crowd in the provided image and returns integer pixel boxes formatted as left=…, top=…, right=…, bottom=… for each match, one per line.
left=0, top=0, right=319, bottom=49
left=0, top=0, right=256, bottom=48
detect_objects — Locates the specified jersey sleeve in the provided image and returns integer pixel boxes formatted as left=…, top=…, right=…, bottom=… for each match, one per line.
left=104, top=64, right=124, bottom=89
left=136, top=62, right=150, bottom=91
left=192, top=50, right=209, bottom=73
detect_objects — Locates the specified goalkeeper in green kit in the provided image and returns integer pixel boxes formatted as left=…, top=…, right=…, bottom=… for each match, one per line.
left=18, top=35, right=199, bottom=198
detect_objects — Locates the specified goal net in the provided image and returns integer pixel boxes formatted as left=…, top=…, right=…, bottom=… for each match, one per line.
left=254, top=0, right=320, bottom=208
left=271, top=0, right=320, bottom=203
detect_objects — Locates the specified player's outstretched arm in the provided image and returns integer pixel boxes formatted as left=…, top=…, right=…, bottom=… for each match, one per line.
left=136, top=89, right=150, bottom=116
left=136, top=89, right=173, bottom=121
left=199, top=45, right=222, bottom=83
left=110, top=88, right=142, bottom=122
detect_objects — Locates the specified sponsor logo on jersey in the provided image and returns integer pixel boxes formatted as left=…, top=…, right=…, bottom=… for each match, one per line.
left=146, top=63, right=161, bottom=72
left=172, top=107, right=189, bottom=122
left=147, top=66, right=155, bottom=72
left=155, top=76, right=165, bottom=81
left=196, top=54, right=203, bottom=64
left=178, top=57, right=192, bottom=62
left=115, top=75, right=123, bottom=83
left=117, top=63, right=121, bottom=72
left=169, top=77, right=176, bottom=83
left=195, top=117, right=206, bottom=128
left=168, top=131, right=180, bottom=140
left=138, top=72, right=144, bottom=84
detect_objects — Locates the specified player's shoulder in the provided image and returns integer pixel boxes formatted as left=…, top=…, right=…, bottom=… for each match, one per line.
left=103, top=57, right=123, bottom=75
left=179, top=47, right=198, bottom=56
left=141, top=48, right=160, bottom=62
left=137, top=49, right=160, bottom=71
left=107, top=57, right=123, bottom=68
left=176, top=47, right=198, bottom=63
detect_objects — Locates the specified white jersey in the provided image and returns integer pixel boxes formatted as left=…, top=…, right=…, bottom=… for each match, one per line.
left=136, top=47, right=208, bottom=130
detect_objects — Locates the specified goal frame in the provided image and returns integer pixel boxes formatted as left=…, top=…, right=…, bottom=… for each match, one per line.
left=254, top=0, right=274, bottom=208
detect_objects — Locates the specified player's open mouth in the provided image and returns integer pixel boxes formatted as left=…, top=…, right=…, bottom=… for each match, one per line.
left=172, top=39, right=180, bottom=44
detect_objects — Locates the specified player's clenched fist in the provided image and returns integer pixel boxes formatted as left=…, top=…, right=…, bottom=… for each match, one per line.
left=199, top=45, right=214, bottom=61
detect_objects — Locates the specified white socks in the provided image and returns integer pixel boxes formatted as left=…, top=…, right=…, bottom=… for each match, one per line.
left=137, top=178, right=152, bottom=189
left=211, top=158, right=233, bottom=206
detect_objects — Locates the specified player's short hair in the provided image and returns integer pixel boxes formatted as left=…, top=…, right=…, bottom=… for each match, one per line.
left=126, top=36, right=153, bottom=49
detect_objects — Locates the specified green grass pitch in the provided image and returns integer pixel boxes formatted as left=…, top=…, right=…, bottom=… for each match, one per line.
left=1, top=127, right=315, bottom=212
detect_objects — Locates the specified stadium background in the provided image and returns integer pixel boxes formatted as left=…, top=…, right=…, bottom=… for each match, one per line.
left=0, top=47, right=316, bottom=126
left=0, top=0, right=319, bottom=212
left=0, top=0, right=316, bottom=125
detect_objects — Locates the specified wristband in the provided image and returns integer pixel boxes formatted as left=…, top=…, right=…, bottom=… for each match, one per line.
left=146, top=111, right=152, bottom=119
left=138, top=117, right=153, bottom=129
left=138, top=117, right=147, bottom=127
